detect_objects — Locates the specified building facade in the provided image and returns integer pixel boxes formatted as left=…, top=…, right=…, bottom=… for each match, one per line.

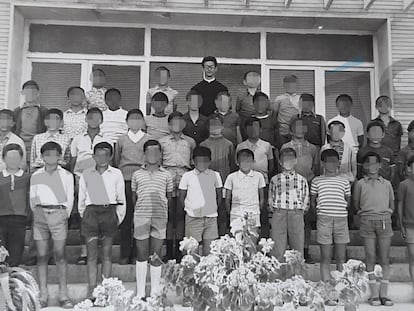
left=1, top=0, right=414, bottom=139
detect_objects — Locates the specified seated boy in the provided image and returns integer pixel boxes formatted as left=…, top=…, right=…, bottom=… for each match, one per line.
left=183, top=90, right=209, bottom=145
left=145, top=92, right=170, bottom=141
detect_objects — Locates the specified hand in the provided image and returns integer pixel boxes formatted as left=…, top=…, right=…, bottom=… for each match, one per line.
left=401, top=226, right=407, bottom=240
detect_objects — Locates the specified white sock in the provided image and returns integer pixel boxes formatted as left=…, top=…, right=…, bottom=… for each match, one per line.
left=150, top=265, right=162, bottom=296
left=136, top=261, right=148, bottom=298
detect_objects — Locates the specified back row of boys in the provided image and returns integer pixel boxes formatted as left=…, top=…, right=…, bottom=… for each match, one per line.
left=1, top=56, right=413, bottom=307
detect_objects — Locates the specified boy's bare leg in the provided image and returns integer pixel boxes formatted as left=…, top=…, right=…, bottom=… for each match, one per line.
left=378, top=237, right=392, bottom=298
left=334, top=243, right=347, bottom=272
left=53, top=239, right=69, bottom=300
left=36, top=240, right=50, bottom=302
left=408, top=244, right=414, bottom=287
left=101, top=236, right=113, bottom=278
left=320, top=244, right=332, bottom=282
left=364, top=238, right=379, bottom=299
left=86, top=237, right=99, bottom=296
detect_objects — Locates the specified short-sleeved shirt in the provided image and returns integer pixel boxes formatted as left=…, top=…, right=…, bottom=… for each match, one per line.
left=147, top=85, right=178, bottom=115
left=145, top=115, right=170, bottom=141
left=86, top=87, right=107, bottom=111
left=191, top=79, right=228, bottom=116
left=20, top=106, right=40, bottom=153
left=311, top=176, right=351, bottom=217
left=281, top=140, right=318, bottom=182
left=236, top=91, right=257, bottom=118
left=131, top=166, right=173, bottom=219
left=272, top=93, right=300, bottom=136
left=179, top=168, right=222, bottom=217
left=321, top=142, right=356, bottom=183
left=357, top=145, right=395, bottom=181
left=300, top=112, right=326, bottom=147
left=236, top=139, right=274, bottom=184
left=398, top=178, right=414, bottom=228
left=101, top=108, right=128, bottom=143
left=213, top=111, right=240, bottom=147
left=159, top=134, right=196, bottom=169
left=63, top=108, right=88, bottom=139
left=224, top=169, right=265, bottom=217
left=182, top=113, right=209, bottom=145
left=374, top=116, right=403, bottom=156
left=328, top=115, right=364, bottom=151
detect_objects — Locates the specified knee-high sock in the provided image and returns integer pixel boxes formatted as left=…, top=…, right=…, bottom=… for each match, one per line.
left=150, top=265, right=162, bottom=296
left=136, top=261, right=147, bottom=298
left=379, top=280, right=389, bottom=298
left=369, top=280, right=380, bottom=298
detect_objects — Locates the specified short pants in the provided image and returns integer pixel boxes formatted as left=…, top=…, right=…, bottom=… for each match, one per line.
left=81, top=205, right=119, bottom=239
left=33, top=207, right=68, bottom=241
left=359, top=217, right=394, bottom=239
left=317, top=215, right=350, bottom=245
left=134, top=216, right=167, bottom=240
left=185, top=215, right=218, bottom=242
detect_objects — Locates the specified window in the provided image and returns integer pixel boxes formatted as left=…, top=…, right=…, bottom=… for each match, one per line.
left=269, top=69, right=315, bottom=101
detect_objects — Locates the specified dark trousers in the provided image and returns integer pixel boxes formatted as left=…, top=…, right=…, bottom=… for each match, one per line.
left=120, top=181, right=135, bottom=259
left=0, top=215, right=27, bottom=266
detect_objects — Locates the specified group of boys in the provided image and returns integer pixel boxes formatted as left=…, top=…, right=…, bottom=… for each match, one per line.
left=0, top=56, right=414, bottom=308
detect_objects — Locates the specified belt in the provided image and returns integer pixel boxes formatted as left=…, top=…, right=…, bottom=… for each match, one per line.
left=36, top=204, right=66, bottom=210
left=87, top=204, right=118, bottom=208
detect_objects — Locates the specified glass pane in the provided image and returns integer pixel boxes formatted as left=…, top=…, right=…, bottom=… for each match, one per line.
left=31, top=62, right=81, bottom=111
left=149, top=62, right=261, bottom=113
left=30, top=24, right=145, bottom=55
left=325, top=71, right=371, bottom=130
left=92, top=64, right=140, bottom=111
left=151, top=29, right=260, bottom=59
left=269, top=69, right=315, bottom=101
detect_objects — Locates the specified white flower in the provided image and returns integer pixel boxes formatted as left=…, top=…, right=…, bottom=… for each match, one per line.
left=0, top=246, right=9, bottom=262
left=230, top=217, right=246, bottom=236
left=259, top=238, right=274, bottom=254
left=374, top=264, right=383, bottom=278
left=179, top=237, right=199, bottom=253
left=74, top=299, right=94, bottom=310
left=181, top=254, right=197, bottom=267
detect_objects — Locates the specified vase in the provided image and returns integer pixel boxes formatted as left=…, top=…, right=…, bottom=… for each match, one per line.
left=344, top=302, right=358, bottom=311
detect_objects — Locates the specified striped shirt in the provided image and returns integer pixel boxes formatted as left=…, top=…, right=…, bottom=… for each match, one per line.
left=310, top=176, right=351, bottom=217
left=268, top=171, right=309, bottom=211
left=131, top=166, right=173, bottom=218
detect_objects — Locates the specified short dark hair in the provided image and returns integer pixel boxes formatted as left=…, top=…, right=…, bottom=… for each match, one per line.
left=280, top=147, right=297, bottom=160
left=215, top=90, right=231, bottom=100
left=86, top=107, right=103, bottom=119
left=168, top=111, right=184, bottom=123
left=336, top=94, right=353, bottom=105
left=243, top=71, right=260, bottom=81
left=143, top=139, right=161, bottom=152
left=193, top=146, right=211, bottom=160
left=2, top=143, right=23, bottom=158
left=93, top=142, right=113, bottom=156
left=245, top=116, right=261, bottom=128
left=283, top=75, right=298, bottom=83
left=236, top=148, right=254, bottom=161
left=92, top=68, right=106, bottom=76
left=408, top=120, right=414, bottom=132
left=328, top=120, right=346, bottom=130
left=154, top=66, right=171, bottom=77
left=367, top=120, right=385, bottom=133
left=0, top=109, right=15, bottom=122
left=67, top=86, right=85, bottom=98
left=22, top=80, right=39, bottom=91
left=186, top=89, right=202, bottom=101
left=126, top=109, right=144, bottom=120
left=376, top=95, right=392, bottom=107
left=151, top=92, right=168, bottom=103
left=289, top=117, right=306, bottom=131
left=361, top=151, right=381, bottom=164
left=300, top=93, right=314, bottom=103
left=253, top=92, right=269, bottom=103
left=407, top=155, right=414, bottom=168
left=40, top=141, right=62, bottom=155
left=105, top=88, right=121, bottom=99
left=45, top=108, right=63, bottom=120
left=321, top=149, right=340, bottom=162
left=201, top=56, right=218, bottom=67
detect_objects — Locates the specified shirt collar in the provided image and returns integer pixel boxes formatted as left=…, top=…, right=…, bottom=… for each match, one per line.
left=375, top=115, right=397, bottom=124
left=194, top=168, right=211, bottom=175
left=46, top=131, right=61, bottom=138
left=83, top=131, right=103, bottom=137
left=91, top=165, right=114, bottom=173
left=22, top=102, right=40, bottom=108
left=2, top=169, right=24, bottom=177
left=169, top=133, right=184, bottom=140
left=38, top=166, right=62, bottom=174
left=238, top=169, right=254, bottom=177
left=203, top=77, right=216, bottom=83
left=0, top=132, right=12, bottom=142
left=142, top=164, right=163, bottom=172
left=254, top=114, right=269, bottom=119
left=215, top=110, right=231, bottom=117
left=282, top=170, right=296, bottom=176
left=363, top=175, right=384, bottom=183
left=65, top=107, right=87, bottom=114
left=127, top=130, right=145, bottom=143
left=302, top=111, right=315, bottom=117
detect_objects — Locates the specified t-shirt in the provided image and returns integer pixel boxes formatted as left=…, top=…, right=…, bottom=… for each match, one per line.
left=145, top=115, right=170, bottom=141
left=179, top=168, right=222, bottom=217
left=101, top=108, right=128, bottom=143
left=398, top=178, right=414, bottom=228
left=357, top=144, right=395, bottom=182
left=311, top=175, right=351, bottom=217
left=272, top=93, right=300, bottom=137
left=328, top=115, right=364, bottom=151
left=191, top=79, right=228, bottom=116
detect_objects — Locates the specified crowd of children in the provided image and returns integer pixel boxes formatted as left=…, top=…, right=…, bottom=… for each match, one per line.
left=1, top=56, right=414, bottom=308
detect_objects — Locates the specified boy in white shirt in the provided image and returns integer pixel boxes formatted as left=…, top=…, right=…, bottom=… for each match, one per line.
left=101, top=88, right=128, bottom=144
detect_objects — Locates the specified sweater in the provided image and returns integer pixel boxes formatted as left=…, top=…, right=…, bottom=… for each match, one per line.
left=0, top=171, right=30, bottom=217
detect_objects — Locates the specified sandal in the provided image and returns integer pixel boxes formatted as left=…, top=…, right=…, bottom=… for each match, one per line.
left=59, top=298, right=74, bottom=309
left=380, top=297, right=394, bottom=306
left=369, top=297, right=381, bottom=306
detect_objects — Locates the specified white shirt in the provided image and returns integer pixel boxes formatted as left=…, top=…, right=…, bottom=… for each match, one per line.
left=78, top=165, right=126, bottom=223
left=328, top=115, right=364, bottom=151
left=101, top=108, right=128, bottom=143
left=29, top=166, right=74, bottom=217
left=127, top=130, right=145, bottom=144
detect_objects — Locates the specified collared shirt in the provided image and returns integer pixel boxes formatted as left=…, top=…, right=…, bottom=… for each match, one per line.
left=131, top=165, right=173, bottom=218
left=213, top=111, right=240, bottom=147
left=281, top=140, right=318, bottom=182
left=0, top=132, right=27, bottom=171
left=147, top=85, right=178, bottom=115
left=159, top=134, right=196, bottom=169
left=2, top=169, right=24, bottom=191
left=357, top=144, right=396, bottom=181
left=86, top=87, right=108, bottom=111
left=179, top=168, right=223, bottom=217
left=182, top=112, right=209, bottom=145
left=78, top=165, right=126, bottom=222
left=300, top=112, right=326, bottom=147
left=328, top=115, right=364, bottom=151
left=63, top=108, right=88, bottom=139
left=127, top=130, right=145, bottom=144
left=0, top=169, right=30, bottom=217
left=30, top=131, right=71, bottom=171
left=269, top=171, right=309, bottom=211
left=20, top=105, right=41, bottom=152
left=101, top=108, right=128, bottom=143
left=273, top=93, right=300, bottom=136
left=236, top=90, right=257, bottom=118
left=30, top=166, right=74, bottom=216
left=374, top=116, right=403, bottom=156
left=236, top=139, right=273, bottom=184
left=321, top=141, right=356, bottom=183
left=70, top=131, right=113, bottom=175
left=145, top=115, right=170, bottom=141
left=354, top=176, right=394, bottom=220
left=224, top=169, right=265, bottom=217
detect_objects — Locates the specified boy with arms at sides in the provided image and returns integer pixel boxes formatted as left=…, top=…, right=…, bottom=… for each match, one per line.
left=114, top=109, right=150, bottom=264
left=145, top=92, right=170, bottom=141
left=63, top=87, right=88, bottom=140
left=86, top=68, right=107, bottom=111
left=146, top=66, right=178, bottom=115
left=236, top=71, right=261, bottom=134
left=30, top=142, right=74, bottom=308
left=132, top=140, right=173, bottom=299
left=354, top=151, right=395, bottom=307
left=101, top=88, right=128, bottom=144
left=179, top=146, right=222, bottom=255
left=224, top=149, right=266, bottom=244
left=299, top=93, right=326, bottom=150
left=159, top=111, right=196, bottom=260
left=183, top=90, right=209, bottom=145
left=78, top=142, right=126, bottom=299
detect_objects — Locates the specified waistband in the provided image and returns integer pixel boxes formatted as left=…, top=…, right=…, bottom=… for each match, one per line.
left=36, top=204, right=66, bottom=210
left=87, top=204, right=118, bottom=208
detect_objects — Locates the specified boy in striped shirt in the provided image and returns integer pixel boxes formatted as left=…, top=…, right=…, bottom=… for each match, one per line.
left=310, top=149, right=351, bottom=289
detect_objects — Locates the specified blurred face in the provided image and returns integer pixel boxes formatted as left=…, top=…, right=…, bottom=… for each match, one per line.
left=145, top=145, right=161, bottom=165
left=363, top=156, right=381, bottom=175
left=329, top=124, right=345, bottom=142
left=127, top=114, right=145, bottom=132
left=41, top=149, right=61, bottom=166
left=337, top=99, right=352, bottom=116
left=284, top=81, right=297, bottom=94
left=299, top=99, right=314, bottom=113
left=291, top=120, right=307, bottom=139
left=194, top=156, right=211, bottom=172
left=324, top=156, right=339, bottom=174
left=209, top=119, right=223, bottom=136
left=215, top=95, right=231, bottom=113
left=368, top=126, right=384, bottom=144
left=244, top=73, right=261, bottom=88
left=3, top=150, right=22, bottom=171
left=105, top=91, right=121, bottom=110
left=157, top=69, right=169, bottom=86
left=187, top=95, right=202, bottom=112
left=68, top=88, right=85, bottom=106
left=169, top=118, right=185, bottom=133
left=151, top=100, right=168, bottom=114
left=91, top=70, right=106, bottom=88
left=21, top=86, right=40, bottom=103
left=203, top=61, right=217, bottom=79
left=0, top=114, right=14, bottom=132
left=376, top=99, right=392, bottom=114
left=44, top=114, right=62, bottom=131
left=280, top=153, right=297, bottom=171
left=253, top=96, right=269, bottom=114
left=86, top=112, right=103, bottom=129
left=246, top=121, right=261, bottom=139
left=407, top=163, right=414, bottom=175
left=93, top=148, right=112, bottom=167
left=238, top=155, right=254, bottom=172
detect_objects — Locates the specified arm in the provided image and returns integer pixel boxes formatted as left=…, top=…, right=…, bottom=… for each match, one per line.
left=65, top=173, right=74, bottom=217
left=29, top=138, right=37, bottom=172
left=389, top=182, right=395, bottom=213
left=310, top=194, right=317, bottom=213
left=178, top=189, right=187, bottom=212
left=113, top=139, right=122, bottom=168
left=78, top=174, right=87, bottom=218
left=236, top=126, right=242, bottom=145
left=268, top=182, right=274, bottom=212
left=302, top=179, right=310, bottom=212
left=70, top=138, right=77, bottom=172
left=312, top=146, right=319, bottom=177
left=272, top=97, right=281, bottom=118
left=357, top=135, right=364, bottom=149
left=267, top=144, right=274, bottom=178
left=146, top=91, right=152, bottom=116
left=320, top=116, right=327, bottom=146
left=235, top=96, right=242, bottom=113
left=353, top=181, right=361, bottom=212
left=225, top=189, right=232, bottom=214
left=259, top=187, right=265, bottom=213
left=29, top=175, right=37, bottom=211
left=216, top=188, right=223, bottom=210
left=345, top=195, right=351, bottom=210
